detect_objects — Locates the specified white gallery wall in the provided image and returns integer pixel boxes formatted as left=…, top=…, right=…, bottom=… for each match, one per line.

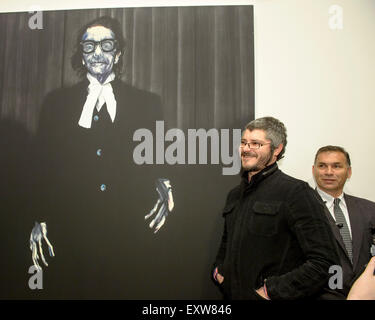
left=254, top=0, right=375, bottom=201
left=1, top=0, right=374, bottom=201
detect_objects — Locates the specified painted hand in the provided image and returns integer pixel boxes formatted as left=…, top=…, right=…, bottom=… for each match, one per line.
left=29, top=222, right=55, bottom=271
left=145, top=178, right=174, bottom=233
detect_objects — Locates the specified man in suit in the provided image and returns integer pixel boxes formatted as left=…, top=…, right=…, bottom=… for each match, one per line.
left=27, top=16, right=176, bottom=299
left=313, top=145, right=375, bottom=299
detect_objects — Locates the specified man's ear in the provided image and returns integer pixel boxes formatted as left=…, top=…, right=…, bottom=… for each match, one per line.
left=347, top=166, right=352, bottom=180
left=273, top=144, right=283, bottom=160
left=114, top=51, right=121, bottom=64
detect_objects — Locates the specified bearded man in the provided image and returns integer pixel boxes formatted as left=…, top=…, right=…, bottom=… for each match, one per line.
left=212, top=116, right=339, bottom=300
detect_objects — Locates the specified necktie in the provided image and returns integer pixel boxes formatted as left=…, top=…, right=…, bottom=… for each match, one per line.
left=333, top=198, right=352, bottom=262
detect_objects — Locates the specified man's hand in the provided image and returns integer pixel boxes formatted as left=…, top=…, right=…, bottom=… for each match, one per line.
left=30, top=222, right=55, bottom=271
left=255, top=286, right=269, bottom=299
left=145, top=178, right=174, bottom=233
left=347, top=256, right=375, bottom=300
left=216, top=273, right=224, bottom=284
left=213, top=267, right=224, bottom=284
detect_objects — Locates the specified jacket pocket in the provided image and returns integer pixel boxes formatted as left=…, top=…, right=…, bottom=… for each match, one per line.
left=249, top=201, right=282, bottom=236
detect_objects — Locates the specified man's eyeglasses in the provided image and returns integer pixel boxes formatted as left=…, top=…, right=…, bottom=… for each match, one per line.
left=80, top=39, right=117, bottom=54
left=240, top=140, right=271, bottom=149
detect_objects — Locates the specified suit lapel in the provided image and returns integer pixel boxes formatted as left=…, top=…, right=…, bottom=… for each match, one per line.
left=70, top=80, right=90, bottom=127
left=345, top=194, right=363, bottom=270
left=111, top=80, right=135, bottom=130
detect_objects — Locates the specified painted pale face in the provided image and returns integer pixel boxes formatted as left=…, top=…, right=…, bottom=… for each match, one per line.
left=240, top=129, right=275, bottom=175
left=81, top=25, right=121, bottom=83
left=312, top=151, right=352, bottom=197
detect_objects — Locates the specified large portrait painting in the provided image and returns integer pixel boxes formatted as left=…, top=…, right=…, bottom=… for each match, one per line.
left=0, top=5, right=254, bottom=299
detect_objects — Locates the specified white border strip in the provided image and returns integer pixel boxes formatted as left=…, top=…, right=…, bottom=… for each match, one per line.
left=0, top=0, right=255, bottom=13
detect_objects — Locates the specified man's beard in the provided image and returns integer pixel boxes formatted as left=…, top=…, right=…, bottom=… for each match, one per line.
left=241, top=150, right=273, bottom=172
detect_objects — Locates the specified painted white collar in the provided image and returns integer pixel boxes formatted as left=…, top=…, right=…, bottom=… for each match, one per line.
left=78, top=72, right=116, bottom=128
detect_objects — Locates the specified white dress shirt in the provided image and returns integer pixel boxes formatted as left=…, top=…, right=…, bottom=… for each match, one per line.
left=78, top=72, right=117, bottom=129
left=316, top=187, right=352, bottom=239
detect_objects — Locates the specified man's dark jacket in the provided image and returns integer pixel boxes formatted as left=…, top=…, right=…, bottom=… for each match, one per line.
left=0, top=74, right=245, bottom=299
left=24, top=78, right=237, bottom=299
left=317, top=192, right=375, bottom=299
left=29, top=78, right=171, bottom=298
left=214, top=163, right=340, bottom=300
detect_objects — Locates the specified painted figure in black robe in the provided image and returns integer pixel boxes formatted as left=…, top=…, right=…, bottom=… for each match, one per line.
left=29, top=16, right=175, bottom=299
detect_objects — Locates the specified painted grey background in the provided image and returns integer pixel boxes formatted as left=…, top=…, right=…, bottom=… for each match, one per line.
left=0, top=6, right=254, bottom=299
left=0, top=6, right=254, bottom=133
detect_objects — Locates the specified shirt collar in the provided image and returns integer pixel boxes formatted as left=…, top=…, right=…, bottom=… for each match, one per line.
left=241, top=162, right=278, bottom=187
left=316, top=187, right=346, bottom=209
left=78, top=72, right=117, bottom=129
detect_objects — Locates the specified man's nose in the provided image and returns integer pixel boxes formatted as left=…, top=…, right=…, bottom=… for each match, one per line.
left=94, top=44, right=103, bottom=56
left=324, top=166, right=334, bottom=175
left=243, top=143, right=251, bottom=151
left=240, top=144, right=253, bottom=153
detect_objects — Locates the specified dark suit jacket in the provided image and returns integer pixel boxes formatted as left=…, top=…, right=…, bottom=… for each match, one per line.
left=17, top=78, right=240, bottom=299
left=317, top=192, right=375, bottom=299
left=28, top=79, right=174, bottom=298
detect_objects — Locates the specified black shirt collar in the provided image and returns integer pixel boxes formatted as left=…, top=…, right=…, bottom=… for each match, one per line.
left=241, top=162, right=279, bottom=187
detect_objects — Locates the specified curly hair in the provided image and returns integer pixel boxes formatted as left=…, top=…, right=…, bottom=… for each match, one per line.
left=71, top=16, right=126, bottom=78
left=244, top=116, right=287, bottom=161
